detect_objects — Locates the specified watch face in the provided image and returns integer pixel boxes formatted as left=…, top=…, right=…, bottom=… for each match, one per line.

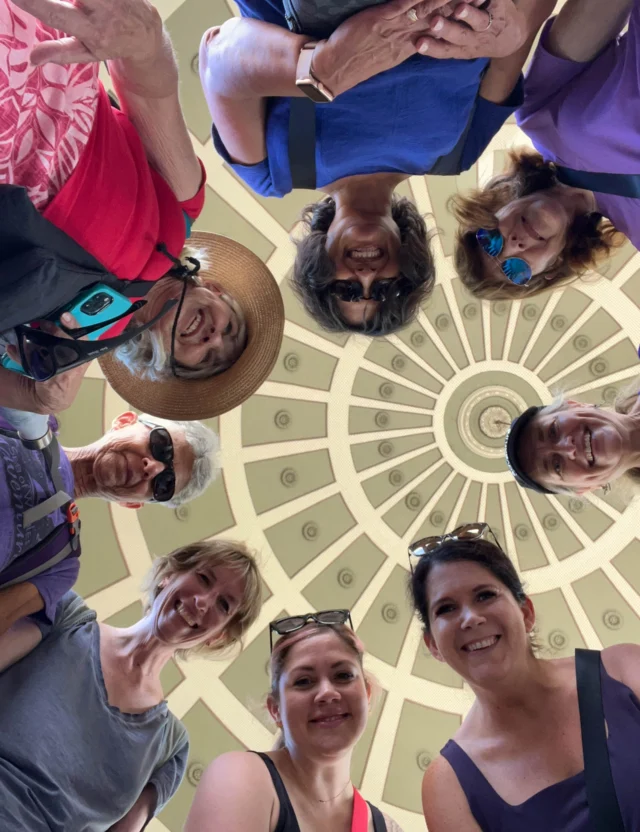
left=297, top=83, right=331, bottom=104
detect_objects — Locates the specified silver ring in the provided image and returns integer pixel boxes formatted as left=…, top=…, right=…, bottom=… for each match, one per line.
left=406, top=8, right=418, bottom=22
left=479, top=9, right=493, bottom=31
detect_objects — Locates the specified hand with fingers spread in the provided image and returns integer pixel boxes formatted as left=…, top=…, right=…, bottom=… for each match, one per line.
left=5, top=315, right=91, bottom=415
left=311, top=0, right=485, bottom=96
left=9, top=0, right=164, bottom=67
left=415, top=0, right=527, bottom=59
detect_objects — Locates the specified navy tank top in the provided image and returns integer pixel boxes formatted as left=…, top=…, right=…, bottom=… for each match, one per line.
left=441, top=658, right=640, bottom=832
left=251, top=752, right=387, bottom=832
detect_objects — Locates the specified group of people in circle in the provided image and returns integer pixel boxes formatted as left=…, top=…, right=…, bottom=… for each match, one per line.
left=1, top=0, right=639, bottom=827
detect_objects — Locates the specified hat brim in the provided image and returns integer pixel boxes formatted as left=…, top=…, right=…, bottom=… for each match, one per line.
left=504, top=405, right=553, bottom=494
left=99, top=232, right=284, bottom=420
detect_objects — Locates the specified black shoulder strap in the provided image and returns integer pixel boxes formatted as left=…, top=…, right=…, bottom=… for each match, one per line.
left=575, top=648, right=626, bottom=832
left=367, top=802, right=387, bottom=832
left=251, top=752, right=301, bottom=832
left=555, top=167, right=640, bottom=199
left=288, top=97, right=317, bottom=191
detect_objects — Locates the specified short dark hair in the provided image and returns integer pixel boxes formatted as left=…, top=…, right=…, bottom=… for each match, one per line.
left=408, top=538, right=528, bottom=638
left=291, top=196, right=435, bottom=336
left=450, top=149, right=625, bottom=301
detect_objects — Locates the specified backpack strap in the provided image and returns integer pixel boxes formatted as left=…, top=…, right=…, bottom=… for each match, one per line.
left=555, top=167, right=640, bottom=199
left=289, top=96, right=317, bottom=190
left=575, top=648, right=626, bottom=832
left=0, top=429, right=80, bottom=589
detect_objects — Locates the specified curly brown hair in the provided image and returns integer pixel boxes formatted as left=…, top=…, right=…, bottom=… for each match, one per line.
left=450, top=149, right=625, bottom=301
left=291, top=196, right=435, bottom=335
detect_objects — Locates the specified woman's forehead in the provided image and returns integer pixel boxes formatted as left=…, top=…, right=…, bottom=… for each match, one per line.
left=284, top=629, right=356, bottom=666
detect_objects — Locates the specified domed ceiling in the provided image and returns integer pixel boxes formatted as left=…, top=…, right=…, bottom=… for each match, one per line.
left=64, top=5, right=640, bottom=829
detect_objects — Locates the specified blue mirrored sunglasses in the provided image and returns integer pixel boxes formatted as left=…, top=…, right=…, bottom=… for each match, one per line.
left=476, top=228, right=533, bottom=286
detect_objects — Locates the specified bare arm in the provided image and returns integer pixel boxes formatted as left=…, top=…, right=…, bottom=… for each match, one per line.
left=479, top=0, right=559, bottom=103
left=0, top=583, right=44, bottom=639
left=422, top=756, right=483, bottom=832
left=0, top=618, right=43, bottom=673
left=546, top=0, right=634, bottom=62
left=108, top=34, right=204, bottom=202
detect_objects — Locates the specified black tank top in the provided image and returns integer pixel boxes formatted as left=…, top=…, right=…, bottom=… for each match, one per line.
left=252, top=752, right=387, bottom=832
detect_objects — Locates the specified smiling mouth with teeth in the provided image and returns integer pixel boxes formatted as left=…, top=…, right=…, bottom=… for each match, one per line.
left=181, top=309, right=203, bottom=337
left=584, top=429, right=594, bottom=466
left=176, top=600, right=199, bottom=629
left=462, top=635, right=501, bottom=652
left=348, top=247, right=383, bottom=260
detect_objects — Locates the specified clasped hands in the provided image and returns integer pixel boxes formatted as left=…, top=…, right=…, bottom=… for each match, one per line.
left=312, top=0, right=526, bottom=96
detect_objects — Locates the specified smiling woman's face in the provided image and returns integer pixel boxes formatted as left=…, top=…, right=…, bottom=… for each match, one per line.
left=269, top=629, right=370, bottom=756
left=485, top=193, right=574, bottom=282
left=325, top=216, right=402, bottom=326
left=519, top=403, right=634, bottom=494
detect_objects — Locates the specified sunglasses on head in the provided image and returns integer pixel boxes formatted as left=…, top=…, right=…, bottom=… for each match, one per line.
left=137, top=418, right=176, bottom=503
left=269, top=609, right=353, bottom=652
left=408, top=523, right=501, bottom=573
left=476, top=228, right=533, bottom=286
left=327, top=277, right=412, bottom=304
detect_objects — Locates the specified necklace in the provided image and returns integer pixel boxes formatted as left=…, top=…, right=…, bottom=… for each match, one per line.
left=314, top=780, right=352, bottom=803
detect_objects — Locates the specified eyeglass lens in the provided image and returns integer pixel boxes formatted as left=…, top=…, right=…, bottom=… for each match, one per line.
left=476, top=228, right=532, bottom=286
left=148, top=427, right=176, bottom=502
left=329, top=278, right=407, bottom=304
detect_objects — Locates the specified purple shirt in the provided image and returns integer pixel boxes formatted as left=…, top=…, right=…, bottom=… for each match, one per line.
left=0, top=417, right=79, bottom=623
left=440, top=658, right=640, bottom=831
left=516, top=10, right=640, bottom=250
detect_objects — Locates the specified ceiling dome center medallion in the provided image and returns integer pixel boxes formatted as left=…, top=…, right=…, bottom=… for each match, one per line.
left=479, top=405, right=511, bottom=440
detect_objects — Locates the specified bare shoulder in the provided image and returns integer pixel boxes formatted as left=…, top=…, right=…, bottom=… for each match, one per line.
left=185, top=751, right=275, bottom=832
left=422, top=755, right=483, bottom=832
left=601, top=644, right=640, bottom=697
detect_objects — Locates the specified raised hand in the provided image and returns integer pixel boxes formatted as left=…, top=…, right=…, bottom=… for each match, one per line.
left=9, top=0, right=164, bottom=66
left=414, top=0, right=527, bottom=59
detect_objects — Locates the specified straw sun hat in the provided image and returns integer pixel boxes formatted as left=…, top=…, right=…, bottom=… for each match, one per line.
left=99, top=232, right=284, bottom=420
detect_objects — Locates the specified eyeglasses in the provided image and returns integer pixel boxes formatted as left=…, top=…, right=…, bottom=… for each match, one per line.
left=327, top=277, right=412, bottom=304
left=14, top=299, right=175, bottom=382
left=269, top=609, right=353, bottom=652
left=476, top=228, right=532, bottom=286
left=408, top=523, right=501, bottom=572
left=138, top=418, right=176, bottom=502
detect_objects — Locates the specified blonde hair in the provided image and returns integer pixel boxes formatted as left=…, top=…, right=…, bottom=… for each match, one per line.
left=114, top=245, right=247, bottom=381
left=450, top=149, right=625, bottom=301
left=143, top=538, right=262, bottom=661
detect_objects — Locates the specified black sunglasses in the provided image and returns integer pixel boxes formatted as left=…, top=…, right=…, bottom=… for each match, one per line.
left=408, top=523, right=501, bottom=573
left=14, top=299, right=177, bottom=382
left=327, top=277, right=412, bottom=304
left=138, top=418, right=176, bottom=502
left=269, top=609, right=353, bottom=652
left=476, top=228, right=533, bottom=286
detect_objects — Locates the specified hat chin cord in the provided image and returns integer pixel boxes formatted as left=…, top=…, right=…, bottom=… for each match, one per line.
left=156, top=243, right=202, bottom=378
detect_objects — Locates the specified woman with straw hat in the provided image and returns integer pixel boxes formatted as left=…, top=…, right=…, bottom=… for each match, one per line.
left=0, top=0, right=284, bottom=419
left=185, top=610, right=404, bottom=831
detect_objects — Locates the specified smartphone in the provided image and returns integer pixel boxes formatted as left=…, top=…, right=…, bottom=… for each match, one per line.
left=0, top=285, right=132, bottom=377
left=54, top=284, right=132, bottom=341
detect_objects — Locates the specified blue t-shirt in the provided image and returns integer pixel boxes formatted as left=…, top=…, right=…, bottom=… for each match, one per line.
left=212, top=0, right=523, bottom=196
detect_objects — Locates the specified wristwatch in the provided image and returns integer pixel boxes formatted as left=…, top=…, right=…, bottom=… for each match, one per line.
left=295, top=42, right=335, bottom=103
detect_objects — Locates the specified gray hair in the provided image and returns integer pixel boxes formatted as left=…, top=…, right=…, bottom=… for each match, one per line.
left=112, top=246, right=246, bottom=381
left=140, top=413, right=220, bottom=507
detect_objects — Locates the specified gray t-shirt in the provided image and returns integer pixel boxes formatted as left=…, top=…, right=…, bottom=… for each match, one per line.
left=0, top=592, right=189, bottom=831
